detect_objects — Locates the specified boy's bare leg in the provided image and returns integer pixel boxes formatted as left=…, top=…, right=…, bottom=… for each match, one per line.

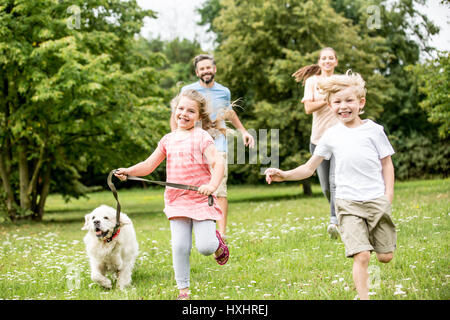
left=216, top=197, right=228, bottom=237
left=376, top=252, right=394, bottom=263
left=353, top=251, right=371, bottom=300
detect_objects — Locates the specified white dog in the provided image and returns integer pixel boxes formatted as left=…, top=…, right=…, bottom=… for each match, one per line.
left=82, top=205, right=139, bottom=289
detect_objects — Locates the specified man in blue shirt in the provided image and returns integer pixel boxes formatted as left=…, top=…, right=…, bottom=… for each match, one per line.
left=170, top=54, right=254, bottom=240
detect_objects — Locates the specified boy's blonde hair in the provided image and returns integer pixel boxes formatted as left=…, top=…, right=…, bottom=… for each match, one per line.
left=171, top=89, right=230, bottom=138
left=317, top=70, right=367, bottom=105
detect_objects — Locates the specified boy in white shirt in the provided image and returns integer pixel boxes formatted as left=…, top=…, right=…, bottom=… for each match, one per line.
left=265, top=72, right=396, bottom=300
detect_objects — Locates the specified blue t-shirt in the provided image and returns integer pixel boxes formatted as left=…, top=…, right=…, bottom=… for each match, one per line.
left=181, top=81, right=231, bottom=152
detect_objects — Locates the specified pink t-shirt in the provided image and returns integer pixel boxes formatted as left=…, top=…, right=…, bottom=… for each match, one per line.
left=157, top=127, right=223, bottom=221
left=301, top=75, right=339, bottom=145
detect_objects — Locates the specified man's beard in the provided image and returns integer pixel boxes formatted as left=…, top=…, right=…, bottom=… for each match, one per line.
left=199, top=73, right=215, bottom=85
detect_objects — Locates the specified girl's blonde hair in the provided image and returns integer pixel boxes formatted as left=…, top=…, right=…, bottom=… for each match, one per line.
left=292, top=47, right=338, bottom=85
left=316, top=70, right=366, bottom=106
left=171, top=89, right=232, bottom=138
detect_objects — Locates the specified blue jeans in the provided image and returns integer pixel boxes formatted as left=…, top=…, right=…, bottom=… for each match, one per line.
left=310, top=143, right=337, bottom=225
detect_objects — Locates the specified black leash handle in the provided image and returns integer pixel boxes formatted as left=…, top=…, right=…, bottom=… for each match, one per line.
left=208, top=194, right=214, bottom=206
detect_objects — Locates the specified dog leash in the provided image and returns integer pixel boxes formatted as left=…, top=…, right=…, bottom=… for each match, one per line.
left=125, top=175, right=214, bottom=206
left=106, top=170, right=122, bottom=242
left=107, top=169, right=214, bottom=229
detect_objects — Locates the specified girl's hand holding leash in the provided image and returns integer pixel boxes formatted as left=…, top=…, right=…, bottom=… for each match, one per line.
left=114, top=168, right=129, bottom=181
left=197, top=184, right=216, bottom=196
left=264, top=168, right=286, bottom=184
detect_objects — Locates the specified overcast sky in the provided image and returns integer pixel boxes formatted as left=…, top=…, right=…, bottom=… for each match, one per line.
left=137, top=0, right=449, bottom=54
left=138, top=0, right=215, bottom=50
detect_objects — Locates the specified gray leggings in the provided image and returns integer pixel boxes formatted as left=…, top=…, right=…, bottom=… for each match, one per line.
left=170, top=218, right=219, bottom=289
left=310, top=143, right=337, bottom=225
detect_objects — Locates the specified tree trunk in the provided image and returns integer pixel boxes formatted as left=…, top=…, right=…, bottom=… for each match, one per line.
left=0, top=150, right=17, bottom=221
left=33, top=165, right=51, bottom=222
left=302, top=179, right=312, bottom=196
left=1, top=70, right=17, bottom=220
left=18, top=140, right=31, bottom=211
left=28, top=143, right=46, bottom=213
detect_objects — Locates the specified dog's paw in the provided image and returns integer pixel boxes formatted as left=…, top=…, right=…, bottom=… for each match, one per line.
left=92, top=274, right=112, bottom=289
left=117, top=278, right=131, bottom=290
left=97, top=280, right=112, bottom=289
left=102, top=281, right=113, bottom=290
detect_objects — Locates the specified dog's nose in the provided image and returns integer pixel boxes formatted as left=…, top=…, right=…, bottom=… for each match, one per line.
left=94, top=220, right=100, bottom=226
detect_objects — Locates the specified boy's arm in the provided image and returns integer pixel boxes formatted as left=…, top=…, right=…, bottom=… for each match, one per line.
left=381, top=155, right=395, bottom=203
left=265, top=155, right=324, bottom=184
left=114, top=148, right=166, bottom=180
left=198, top=144, right=225, bottom=195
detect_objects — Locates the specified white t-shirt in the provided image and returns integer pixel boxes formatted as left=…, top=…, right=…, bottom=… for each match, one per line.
left=314, top=120, right=395, bottom=201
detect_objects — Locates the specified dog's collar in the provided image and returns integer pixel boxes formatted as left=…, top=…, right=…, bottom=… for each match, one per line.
left=104, top=228, right=120, bottom=243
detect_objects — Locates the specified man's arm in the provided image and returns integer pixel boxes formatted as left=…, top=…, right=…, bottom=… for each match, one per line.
left=226, top=110, right=255, bottom=148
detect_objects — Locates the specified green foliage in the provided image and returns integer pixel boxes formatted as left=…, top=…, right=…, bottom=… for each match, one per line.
left=331, top=0, right=448, bottom=179
left=199, top=0, right=447, bottom=182
left=390, top=131, right=449, bottom=179
left=1, top=0, right=447, bottom=222
left=141, top=37, right=202, bottom=93
left=331, top=0, right=439, bottom=133
left=0, top=0, right=168, bottom=220
left=407, top=51, right=450, bottom=138
left=212, top=0, right=390, bottom=182
left=197, top=0, right=222, bottom=44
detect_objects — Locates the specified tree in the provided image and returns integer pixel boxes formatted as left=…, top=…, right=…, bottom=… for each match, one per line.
left=197, top=0, right=222, bottom=45
left=199, top=0, right=449, bottom=182
left=141, top=37, right=202, bottom=92
left=0, top=0, right=167, bottom=221
left=408, top=51, right=450, bottom=139
left=210, top=0, right=390, bottom=187
left=331, top=0, right=448, bottom=179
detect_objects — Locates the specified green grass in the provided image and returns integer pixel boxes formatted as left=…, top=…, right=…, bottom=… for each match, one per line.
left=0, top=179, right=449, bottom=300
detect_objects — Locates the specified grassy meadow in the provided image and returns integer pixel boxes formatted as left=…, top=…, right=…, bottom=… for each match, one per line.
left=0, top=179, right=448, bottom=300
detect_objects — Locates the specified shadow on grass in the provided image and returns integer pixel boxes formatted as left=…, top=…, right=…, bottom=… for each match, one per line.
left=1, top=191, right=324, bottom=226
left=228, top=192, right=323, bottom=204
left=0, top=209, right=163, bottom=227
left=44, top=210, right=162, bottom=224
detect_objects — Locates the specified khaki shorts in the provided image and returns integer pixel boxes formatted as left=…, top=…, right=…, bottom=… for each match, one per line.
left=211, top=152, right=228, bottom=198
left=335, top=195, right=396, bottom=257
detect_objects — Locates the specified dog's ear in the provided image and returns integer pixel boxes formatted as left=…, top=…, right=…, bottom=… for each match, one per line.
left=82, top=213, right=91, bottom=230
left=119, top=213, right=132, bottom=226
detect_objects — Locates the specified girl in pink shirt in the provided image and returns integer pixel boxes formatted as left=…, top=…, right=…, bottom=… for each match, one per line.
left=115, top=89, right=229, bottom=300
